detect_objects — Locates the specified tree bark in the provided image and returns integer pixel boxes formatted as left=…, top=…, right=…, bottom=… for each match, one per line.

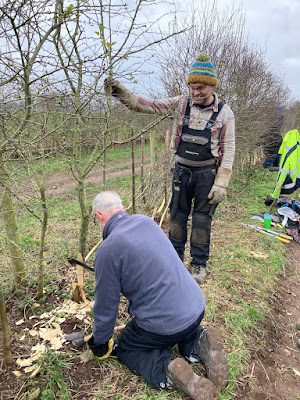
left=0, top=152, right=25, bottom=286
left=37, top=185, right=48, bottom=299
left=0, top=285, right=13, bottom=366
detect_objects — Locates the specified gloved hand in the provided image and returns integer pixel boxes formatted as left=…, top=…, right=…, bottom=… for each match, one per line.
left=88, top=335, right=114, bottom=360
left=104, top=78, right=126, bottom=97
left=208, top=167, right=232, bottom=204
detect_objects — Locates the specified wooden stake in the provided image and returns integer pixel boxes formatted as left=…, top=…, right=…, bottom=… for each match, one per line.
left=164, top=130, right=170, bottom=206
left=269, top=198, right=277, bottom=212
left=71, top=252, right=87, bottom=303
left=131, top=128, right=136, bottom=213
left=140, top=133, right=145, bottom=203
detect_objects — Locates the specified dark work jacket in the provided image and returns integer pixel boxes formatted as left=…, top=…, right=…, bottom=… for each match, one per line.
left=92, top=211, right=205, bottom=344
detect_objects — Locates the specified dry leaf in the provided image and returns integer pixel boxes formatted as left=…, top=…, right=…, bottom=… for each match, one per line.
left=16, top=358, right=32, bottom=367
left=24, top=364, right=41, bottom=378
left=39, top=326, right=62, bottom=341
left=30, top=364, right=41, bottom=378
left=31, top=343, right=47, bottom=360
left=27, top=388, right=40, bottom=400
left=12, top=371, right=22, bottom=377
left=24, top=364, right=38, bottom=373
left=49, top=337, right=65, bottom=350
left=293, top=368, right=300, bottom=377
left=29, top=330, right=39, bottom=337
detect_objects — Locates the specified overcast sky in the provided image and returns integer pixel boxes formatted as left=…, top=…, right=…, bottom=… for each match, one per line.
left=239, top=0, right=300, bottom=100
left=171, top=0, right=300, bottom=101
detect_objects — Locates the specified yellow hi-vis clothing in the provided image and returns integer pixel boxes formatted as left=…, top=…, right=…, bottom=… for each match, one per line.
left=270, top=129, right=300, bottom=198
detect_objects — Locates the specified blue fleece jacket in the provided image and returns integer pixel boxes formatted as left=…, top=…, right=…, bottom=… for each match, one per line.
left=92, top=210, right=206, bottom=344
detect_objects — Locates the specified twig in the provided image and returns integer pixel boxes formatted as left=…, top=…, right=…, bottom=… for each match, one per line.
left=258, top=358, right=270, bottom=380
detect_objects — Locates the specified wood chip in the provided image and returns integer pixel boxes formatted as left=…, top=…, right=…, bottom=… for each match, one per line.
left=12, top=371, right=22, bottom=377
left=16, top=358, right=32, bottom=367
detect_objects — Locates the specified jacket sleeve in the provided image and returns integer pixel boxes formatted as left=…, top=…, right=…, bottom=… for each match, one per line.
left=110, top=80, right=181, bottom=116
left=218, top=105, right=235, bottom=170
left=92, top=242, right=121, bottom=344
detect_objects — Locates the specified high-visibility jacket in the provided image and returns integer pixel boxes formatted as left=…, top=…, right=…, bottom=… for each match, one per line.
left=270, top=129, right=300, bottom=198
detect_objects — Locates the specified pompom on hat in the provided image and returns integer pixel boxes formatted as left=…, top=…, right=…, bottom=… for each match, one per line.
left=187, top=53, right=218, bottom=86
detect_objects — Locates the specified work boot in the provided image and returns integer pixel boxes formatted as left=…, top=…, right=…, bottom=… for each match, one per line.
left=193, top=327, right=229, bottom=390
left=167, top=358, right=218, bottom=400
left=191, top=264, right=207, bottom=284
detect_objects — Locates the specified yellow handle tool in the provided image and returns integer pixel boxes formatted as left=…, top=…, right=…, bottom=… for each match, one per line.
left=258, top=230, right=290, bottom=243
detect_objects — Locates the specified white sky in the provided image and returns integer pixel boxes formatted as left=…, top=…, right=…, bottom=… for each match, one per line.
left=239, top=0, right=300, bottom=101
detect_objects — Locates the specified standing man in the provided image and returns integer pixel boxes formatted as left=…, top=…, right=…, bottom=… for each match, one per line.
left=104, top=53, right=235, bottom=283
left=88, top=190, right=229, bottom=400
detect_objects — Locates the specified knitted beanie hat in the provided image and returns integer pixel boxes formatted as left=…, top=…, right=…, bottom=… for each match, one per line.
left=187, top=53, right=218, bottom=86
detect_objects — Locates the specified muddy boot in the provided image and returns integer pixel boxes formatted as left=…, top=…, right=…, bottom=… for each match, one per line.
left=191, top=264, right=207, bottom=284
left=194, top=327, right=229, bottom=390
left=167, top=358, right=218, bottom=400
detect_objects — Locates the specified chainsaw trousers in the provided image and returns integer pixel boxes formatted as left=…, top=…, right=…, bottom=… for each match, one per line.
left=169, top=164, right=216, bottom=266
left=113, top=312, right=204, bottom=389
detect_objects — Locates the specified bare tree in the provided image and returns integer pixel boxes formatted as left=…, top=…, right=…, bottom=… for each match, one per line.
left=0, top=0, right=64, bottom=285
left=52, top=0, right=186, bottom=258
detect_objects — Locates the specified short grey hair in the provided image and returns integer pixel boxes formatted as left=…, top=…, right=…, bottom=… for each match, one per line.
left=92, top=191, right=123, bottom=214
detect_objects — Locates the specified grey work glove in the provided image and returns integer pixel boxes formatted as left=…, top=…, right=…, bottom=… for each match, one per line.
left=208, top=167, right=232, bottom=204
left=103, top=77, right=140, bottom=111
left=104, top=78, right=127, bottom=98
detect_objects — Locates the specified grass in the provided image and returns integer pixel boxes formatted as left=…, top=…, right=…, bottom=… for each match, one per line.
left=37, top=348, right=73, bottom=400
left=0, top=160, right=292, bottom=399
left=6, top=143, right=161, bottom=180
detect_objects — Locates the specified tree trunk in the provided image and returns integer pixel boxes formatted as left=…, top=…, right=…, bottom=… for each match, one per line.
left=0, top=285, right=13, bottom=366
left=37, top=185, right=48, bottom=299
left=77, top=177, right=89, bottom=257
left=0, top=152, right=25, bottom=286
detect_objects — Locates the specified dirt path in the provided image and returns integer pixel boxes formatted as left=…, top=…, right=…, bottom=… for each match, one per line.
left=46, top=164, right=135, bottom=196
left=236, top=241, right=300, bottom=399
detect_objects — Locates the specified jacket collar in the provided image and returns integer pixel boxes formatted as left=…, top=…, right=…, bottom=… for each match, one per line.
left=102, top=210, right=128, bottom=240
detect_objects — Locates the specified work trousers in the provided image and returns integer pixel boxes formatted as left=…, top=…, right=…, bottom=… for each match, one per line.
left=169, top=164, right=216, bottom=266
left=113, top=312, right=204, bottom=389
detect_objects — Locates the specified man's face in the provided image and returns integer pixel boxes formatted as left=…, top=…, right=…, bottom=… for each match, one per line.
left=93, top=210, right=104, bottom=231
left=189, top=84, right=214, bottom=105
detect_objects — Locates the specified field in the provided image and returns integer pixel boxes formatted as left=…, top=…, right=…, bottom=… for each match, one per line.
left=0, top=148, right=299, bottom=400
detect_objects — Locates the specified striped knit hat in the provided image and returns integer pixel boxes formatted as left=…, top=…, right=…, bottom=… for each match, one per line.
left=187, top=53, right=218, bottom=86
